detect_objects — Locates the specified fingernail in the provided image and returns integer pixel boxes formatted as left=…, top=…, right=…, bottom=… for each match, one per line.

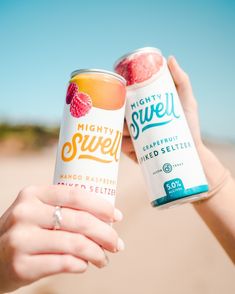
left=168, top=55, right=175, bottom=64
left=105, top=254, right=109, bottom=265
left=117, top=238, right=125, bottom=251
left=101, top=254, right=109, bottom=267
left=114, top=208, right=123, bottom=222
left=173, top=56, right=179, bottom=66
left=74, top=261, right=88, bottom=272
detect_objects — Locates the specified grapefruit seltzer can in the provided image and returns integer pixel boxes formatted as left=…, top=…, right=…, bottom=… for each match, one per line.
left=54, top=69, right=126, bottom=205
left=114, top=47, right=208, bottom=208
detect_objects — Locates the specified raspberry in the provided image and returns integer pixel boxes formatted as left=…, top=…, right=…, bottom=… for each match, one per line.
left=66, top=82, right=79, bottom=104
left=70, top=92, right=92, bottom=118
left=115, top=52, right=163, bottom=86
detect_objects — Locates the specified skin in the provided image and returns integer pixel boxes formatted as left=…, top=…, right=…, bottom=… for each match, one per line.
left=122, top=56, right=235, bottom=264
left=0, top=186, right=124, bottom=293
left=0, top=56, right=234, bottom=293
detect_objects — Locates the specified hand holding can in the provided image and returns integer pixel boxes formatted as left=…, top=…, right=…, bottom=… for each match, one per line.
left=0, top=185, right=125, bottom=292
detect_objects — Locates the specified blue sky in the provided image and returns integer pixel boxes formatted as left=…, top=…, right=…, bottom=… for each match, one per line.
left=0, top=0, right=235, bottom=141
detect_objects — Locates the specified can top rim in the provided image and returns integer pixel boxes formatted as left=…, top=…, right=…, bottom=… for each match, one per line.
left=70, top=68, right=126, bottom=85
left=113, top=47, right=162, bottom=69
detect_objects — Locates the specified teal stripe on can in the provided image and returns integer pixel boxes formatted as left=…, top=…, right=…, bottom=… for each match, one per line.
left=151, top=185, right=209, bottom=207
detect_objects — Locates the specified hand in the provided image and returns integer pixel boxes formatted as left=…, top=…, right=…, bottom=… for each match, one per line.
left=122, top=56, right=235, bottom=262
left=122, top=56, right=226, bottom=190
left=0, top=186, right=124, bottom=293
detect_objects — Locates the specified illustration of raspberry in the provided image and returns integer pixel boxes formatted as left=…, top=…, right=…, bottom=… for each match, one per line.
left=115, top=52, right=163, bottom=86
left=66, top=82, right=79, bottom=104
left=70, top=92, right=92, bottom=118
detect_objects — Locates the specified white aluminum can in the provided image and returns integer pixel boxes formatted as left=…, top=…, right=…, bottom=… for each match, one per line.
left=53, top=69, right=126, bottom=205
left=115, top=47, right=208, bottom=208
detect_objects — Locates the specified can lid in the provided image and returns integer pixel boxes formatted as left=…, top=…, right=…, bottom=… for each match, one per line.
left=70, top=68, right=126, bottom=85
left=113, top=47, right=162, bottom=69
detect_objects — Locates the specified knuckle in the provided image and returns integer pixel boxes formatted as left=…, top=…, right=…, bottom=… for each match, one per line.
left=73, top=189, right=91, bottom=208
left=11, top=203, right=29, bottom=224
left=7, top=226, right=22, bottom=250
left=64, top=233, right=85, bottom=254
left=73, top=235, right=86, bottom=253
left=61, top=255, right=75, bottom=272
left=18, top=186, right=35, bottom=202
left=63, top=234, right=74, bottom=252
left=47, top=185, right=68, bottom=206
left=8, top=225, right=30, bottom=251
left=11, top=255, right=30, bottom=282
left=61, top=255, right=88, bottom=273
left=70, top=235, right=107, bottom=268
left=77, top=211, right=92, bottom=230
left=68, top=188, right=80, bottom=204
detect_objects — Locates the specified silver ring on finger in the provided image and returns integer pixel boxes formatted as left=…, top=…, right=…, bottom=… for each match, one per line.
left=53, top=206, right=62, bottom=230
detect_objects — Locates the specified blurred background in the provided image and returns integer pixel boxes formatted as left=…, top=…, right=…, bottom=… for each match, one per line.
left=0, top=0, right=235, bottom=293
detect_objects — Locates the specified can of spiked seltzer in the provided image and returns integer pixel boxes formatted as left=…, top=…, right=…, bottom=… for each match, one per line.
left=53, top=69, right=126, bottom=205
left=114, top=47, right=208, bottom=208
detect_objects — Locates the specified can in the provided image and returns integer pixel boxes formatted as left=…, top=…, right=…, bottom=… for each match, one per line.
left=114, top=47, right=209, bottom=208
left=53, top=69, right=126, bottom=205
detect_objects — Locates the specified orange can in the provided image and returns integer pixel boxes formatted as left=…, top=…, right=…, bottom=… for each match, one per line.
left=54, top=69, right=126, bottom=205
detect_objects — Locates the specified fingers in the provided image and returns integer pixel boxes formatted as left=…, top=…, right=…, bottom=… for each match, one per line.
left=128, top=152, right=138, bottom=162
left=2, top=186, right=125, bottom=290
left=168, top=56, right=197, bottom=110
left=122, top=121, right=138, bottom=162
left=10, top=190, right=124, bottom=253
left=122, top=135, right=134, bottom=153
left=168, top=56, right=202, bottom=145
left=122, top=137, right=138, bottom=162
left=34, top=202, right=123, bottom=252
left=13, top=254, right=88, bottom=283
left=123, top=120, right=130, bottom=137
left=22, top=228, right=110, bottom=268
left=20, top=186, right=123, bottom=223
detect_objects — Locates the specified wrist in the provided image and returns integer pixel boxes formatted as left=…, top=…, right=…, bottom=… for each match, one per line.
left=197, top=143, right=228, bottom=191
left=192, top=142, right=232, bottom=206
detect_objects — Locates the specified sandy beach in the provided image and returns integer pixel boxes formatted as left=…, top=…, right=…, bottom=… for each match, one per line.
left=0, top=143, right=235, bottom=294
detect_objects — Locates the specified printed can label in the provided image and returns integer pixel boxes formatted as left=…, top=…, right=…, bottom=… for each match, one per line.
left=53, top=71, right=126, bottom=205
left=124, top=56, right=208, bottom=206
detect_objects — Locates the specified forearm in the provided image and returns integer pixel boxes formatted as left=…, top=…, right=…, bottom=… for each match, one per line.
left=193, top=144, right=235, bottom=263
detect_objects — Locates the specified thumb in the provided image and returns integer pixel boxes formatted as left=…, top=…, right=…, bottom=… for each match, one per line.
left=168, top=56, right=197, bottom=110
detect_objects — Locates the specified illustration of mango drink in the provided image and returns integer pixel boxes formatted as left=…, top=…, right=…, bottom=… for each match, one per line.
left=114, top=47, right=208, bottom=208
left=54, top=69, right=126, bottom=205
